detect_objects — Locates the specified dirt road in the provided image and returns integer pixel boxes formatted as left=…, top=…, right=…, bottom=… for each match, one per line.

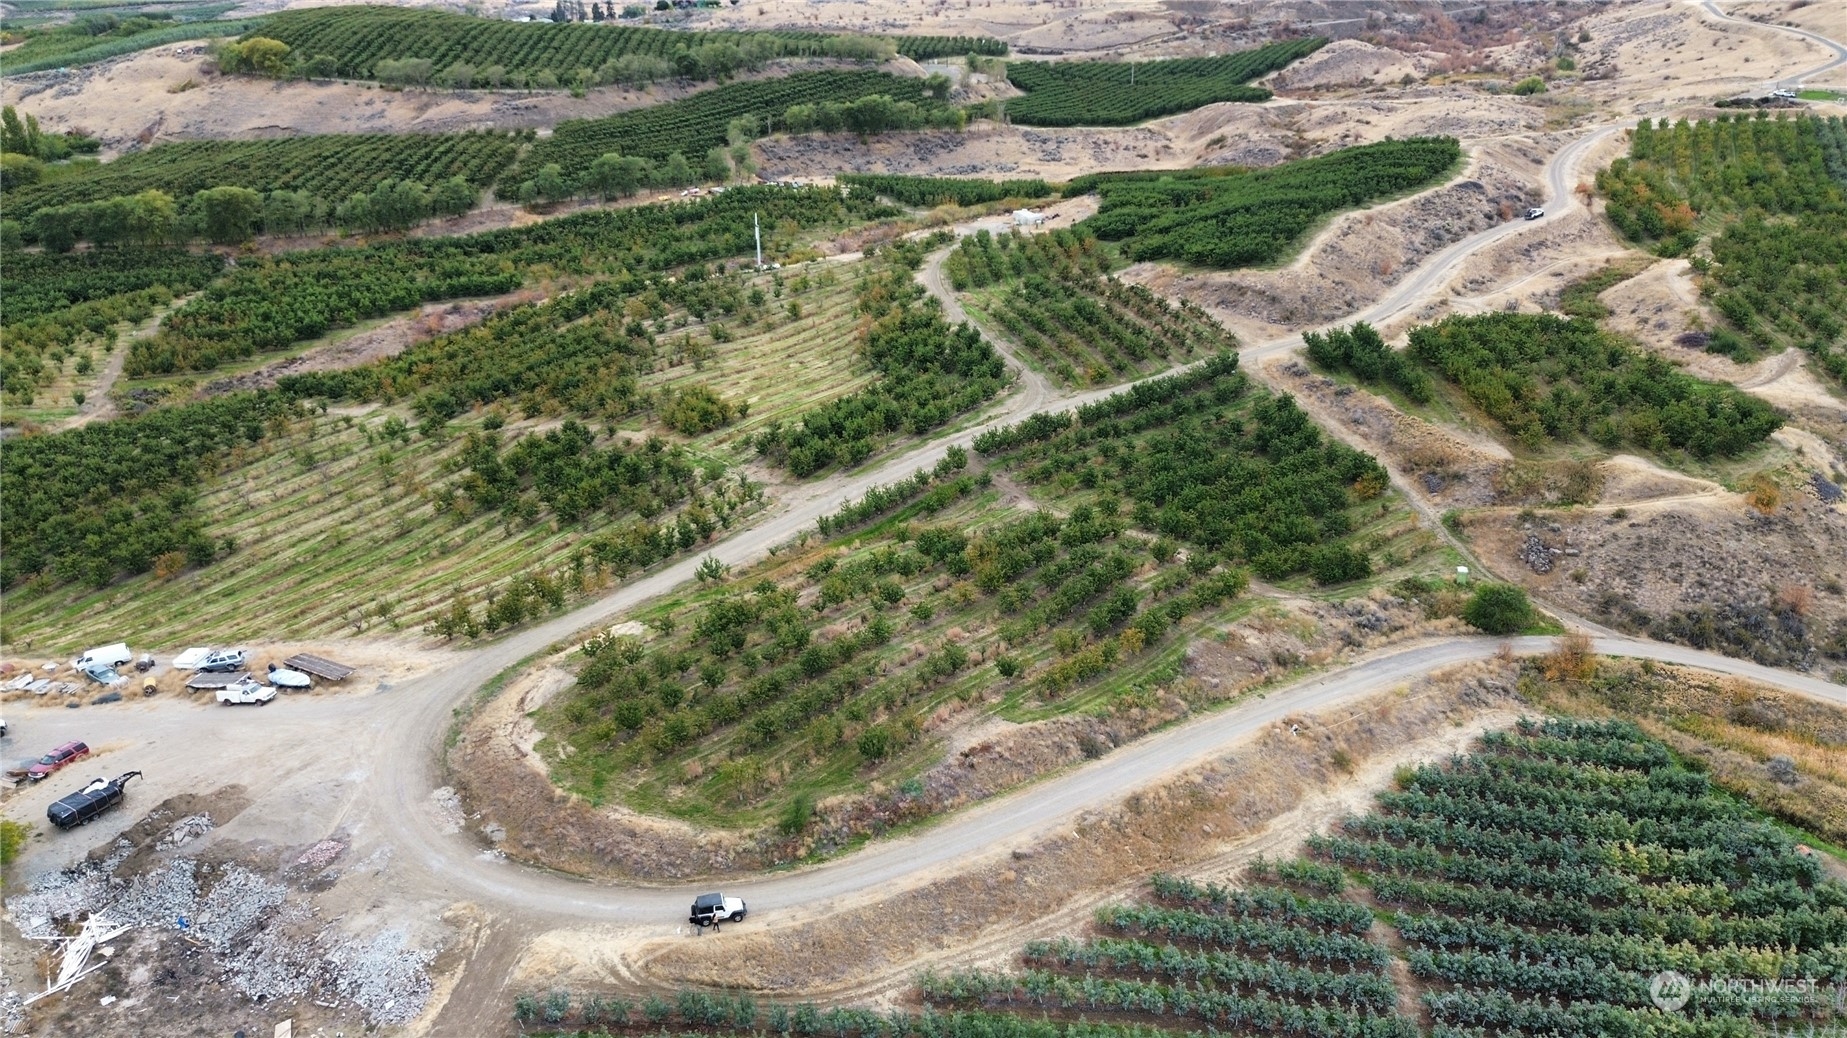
left=1, top=62, right=1820, bottom=925
left=1702, top=0, right=1847, bottom=90
left=10, top=634, right=1844, bottom=927
left=917, top=241, right=1055, bottom=414
left=8, top=11, right=1845, bottom=1027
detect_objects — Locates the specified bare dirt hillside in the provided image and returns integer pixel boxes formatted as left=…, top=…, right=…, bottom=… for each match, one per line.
left=0, top=50, right=877, bottom=152
left=1121, top=140, right=1541, bottom=343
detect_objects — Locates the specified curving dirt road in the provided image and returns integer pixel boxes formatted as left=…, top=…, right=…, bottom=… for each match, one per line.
left=9, top=11, right=1847, bottom=1026
left=1701, top=0, right=1847, bottom=90
left=917, top=242, right=1055, bottom=416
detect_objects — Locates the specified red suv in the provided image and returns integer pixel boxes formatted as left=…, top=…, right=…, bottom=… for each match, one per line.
left=27, top=741, right=89, bottom=782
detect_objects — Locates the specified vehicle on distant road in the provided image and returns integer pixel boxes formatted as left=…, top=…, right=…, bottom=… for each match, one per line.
left=197, top=648, right=249, bottom=673
left=1525, top=207, right=1545, bottom=220
left=11, top=740, right=91, bottom=782
left=48, top=772, right=141, bottom=830
left=690, top=892, right=747, bottom=926
left=216, top=678, right=277, bottom=706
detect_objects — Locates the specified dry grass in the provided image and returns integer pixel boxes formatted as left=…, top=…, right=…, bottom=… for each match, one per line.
left=1527, top=661, right=1847, bottom=848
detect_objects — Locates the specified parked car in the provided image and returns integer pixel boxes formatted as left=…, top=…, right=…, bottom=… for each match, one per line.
left=48, top=772, right=141, bottom=830
left=0, top=715, right=7, bottom=738
left=197, top=648, right=249, bottom=673
left=216, top=678, right=276, bottom=706
left=22, top=741, right=90, bottom=782
left=79, top=661, right=127, bottom=686
left=1524, top=207, right=1545, bottom=220
left=689, top=892, right=747, bottom=926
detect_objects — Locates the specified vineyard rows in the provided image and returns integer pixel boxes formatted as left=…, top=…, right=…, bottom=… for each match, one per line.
left=972, top=353, right=1387, bottom=584
left=1081, top=137, right=1462, bottom=268
left=1002, top=38, right=1325, bottom=127
left=749, top=247, right=1006, bottom=477
left=252, top=5, right=1003, bottom=86
left=1403, top=311, right=1781, bottom=458
left=127, top=184, right=887, bottom=377
left=947, top=227, right=1233, bottom=387
left=1, top=247, right=224, bottom=403
left=535, top=336, right=1401, bottom=819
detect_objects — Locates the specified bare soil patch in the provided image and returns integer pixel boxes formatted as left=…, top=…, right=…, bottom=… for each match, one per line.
left=196, top=293, right=527, bottom=397
left=1471, top=492, right=1847, bottom=669
left=1125, top=143, right=1538, bottom=338
left=2, top=48, right=837, bottom=152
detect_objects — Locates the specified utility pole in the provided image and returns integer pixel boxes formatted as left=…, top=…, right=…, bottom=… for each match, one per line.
left=754, top=212, right=762, bottom=269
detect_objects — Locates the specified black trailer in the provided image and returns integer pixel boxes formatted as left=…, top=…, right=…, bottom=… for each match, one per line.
left=47, top=771, right=141, bottom=830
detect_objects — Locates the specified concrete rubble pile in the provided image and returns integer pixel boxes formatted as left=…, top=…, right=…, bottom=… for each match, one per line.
left=155, top=814, right=216, bottom=851
left=5, top=835, right=433, bottom=1025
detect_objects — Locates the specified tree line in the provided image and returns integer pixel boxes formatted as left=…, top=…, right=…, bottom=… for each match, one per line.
left=247, top=5, right=1003, bottom=90
left=2, top=187, right=882, bottom=592
left=751, top=261, right=1007, bottom=476
left=1079, top=137, right=1462, bottom=268
left=1003, top=37, right=1326, bottom=127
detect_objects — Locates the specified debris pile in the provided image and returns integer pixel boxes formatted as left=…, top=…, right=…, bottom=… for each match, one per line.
left=324, top=929, right=434, bottom=1025
left=155, top=814, right=215, bottom=851
left=6, top=842, right=433, bottom=1026
left=429, top=786, right=465, bottom=835
left=1516, top=532, right=1557, bottom=574
left=293, top=838, right=346, bottom=872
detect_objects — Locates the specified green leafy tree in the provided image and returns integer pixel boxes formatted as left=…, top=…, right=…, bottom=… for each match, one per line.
left=659, top=150, right=694, bottom=187
left=1463, top=583, right=1533, bottom=634
left=1, top=105, right=42, bottom=155
left=584, top=152, right=642, bottom=199
left=532, top=163, right=572, bottom=202
left=192, top=185, right=264, bottom=243
left=703, top=145, right=731, bottom=183
left=431, top=176, right=476, bottom=216
left=239, top=37, right=293, bottom=75
left=0, top=152, right=44, bottom=189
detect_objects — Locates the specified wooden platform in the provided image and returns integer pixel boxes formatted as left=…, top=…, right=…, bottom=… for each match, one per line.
left=280, top=653, right=355, bottom=681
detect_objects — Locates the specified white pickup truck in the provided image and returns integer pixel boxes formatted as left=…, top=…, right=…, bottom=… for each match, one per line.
left=216, top=678, right=277, bottom=707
